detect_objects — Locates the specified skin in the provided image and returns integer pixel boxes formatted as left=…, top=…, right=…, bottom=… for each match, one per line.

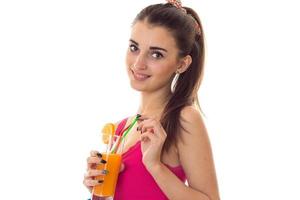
left=84, top=20, right=220, bottom=200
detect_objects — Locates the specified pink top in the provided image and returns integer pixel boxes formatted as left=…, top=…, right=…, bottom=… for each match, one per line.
left=113, top=118, right=187, bottom=200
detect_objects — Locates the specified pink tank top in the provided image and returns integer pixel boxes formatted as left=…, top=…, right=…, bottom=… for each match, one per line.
left=113, top=118, right=187, bottom=200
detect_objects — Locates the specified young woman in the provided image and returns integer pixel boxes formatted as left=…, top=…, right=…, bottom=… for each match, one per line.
left=84, top=1, right=220, bottom=199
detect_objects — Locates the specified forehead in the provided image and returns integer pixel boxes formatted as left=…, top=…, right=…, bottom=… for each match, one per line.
left=130, top=21, right=178, bottom=50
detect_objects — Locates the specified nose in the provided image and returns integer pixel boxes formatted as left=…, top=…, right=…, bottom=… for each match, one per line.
left=132, top=54, right=147, bottom=70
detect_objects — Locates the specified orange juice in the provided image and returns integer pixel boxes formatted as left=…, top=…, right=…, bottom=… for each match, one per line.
left=93, top=153, right=122, bottom=197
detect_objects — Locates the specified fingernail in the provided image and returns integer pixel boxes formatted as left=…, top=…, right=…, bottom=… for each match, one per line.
left=96, top=153, right=102, bottom=158
left=102, top=170, right=109, bottom=175
left=98, top=180, right=104, bottom=184
left=100, top=159, right=107, bottom=164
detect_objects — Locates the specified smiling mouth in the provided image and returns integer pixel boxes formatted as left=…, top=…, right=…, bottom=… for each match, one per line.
left=131, top=70, right=151, bottom=81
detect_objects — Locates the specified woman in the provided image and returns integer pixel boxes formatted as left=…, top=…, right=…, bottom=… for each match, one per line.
left=84, top=1, right=220, bottom=199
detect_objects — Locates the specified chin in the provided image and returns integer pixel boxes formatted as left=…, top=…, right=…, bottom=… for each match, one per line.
left=129, top=80, right=148, bottom=92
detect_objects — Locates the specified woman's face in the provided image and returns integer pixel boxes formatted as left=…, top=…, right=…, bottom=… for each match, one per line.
left=126, top=20, right=181, bottom=93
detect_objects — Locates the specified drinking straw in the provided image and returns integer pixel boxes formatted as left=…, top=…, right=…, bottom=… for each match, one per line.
left=121, top=114, right=141, bottom=140
left=111, top=114, right=141, bottom=153
left=110, top=135, right=121, bottom=154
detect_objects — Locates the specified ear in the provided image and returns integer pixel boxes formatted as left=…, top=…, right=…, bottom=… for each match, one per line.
left=177, top=55, right=192, bottom=73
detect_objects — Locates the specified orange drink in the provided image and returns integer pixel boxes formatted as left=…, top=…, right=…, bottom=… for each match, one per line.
left=93, top=153, right=122, bottom=197
left=92, top=132, right=125, bottom=198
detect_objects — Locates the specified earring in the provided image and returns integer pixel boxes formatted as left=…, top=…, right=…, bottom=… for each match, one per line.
left=171, top=71, right=180, bottom=93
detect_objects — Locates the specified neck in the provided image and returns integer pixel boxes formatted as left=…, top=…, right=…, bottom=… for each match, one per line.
left=137, top=87, right=172, bottom=120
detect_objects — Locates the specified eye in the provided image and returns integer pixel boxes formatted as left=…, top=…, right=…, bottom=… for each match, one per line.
left=129, top=44, right=138, bottom=52
left=152, top=51, right=164, bottom=59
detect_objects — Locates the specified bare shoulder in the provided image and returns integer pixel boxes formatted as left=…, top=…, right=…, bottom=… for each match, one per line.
left=178, top=105, right=210, bottom=156
left=178, top=106, right=220, bottom=200
left=179, top=106, right=207, bottom=138
left=180, top=105, right=203, bottom=123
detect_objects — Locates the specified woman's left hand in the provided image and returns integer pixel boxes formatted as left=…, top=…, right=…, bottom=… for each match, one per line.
left=137, top=116, right=167, bottom=170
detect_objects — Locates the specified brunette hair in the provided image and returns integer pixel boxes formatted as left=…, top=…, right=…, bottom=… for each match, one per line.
left=133, top=3, right=205, bottom=152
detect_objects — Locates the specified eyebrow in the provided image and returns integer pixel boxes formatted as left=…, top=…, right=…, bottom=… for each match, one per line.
left=129, top=39, right=168, bottom=53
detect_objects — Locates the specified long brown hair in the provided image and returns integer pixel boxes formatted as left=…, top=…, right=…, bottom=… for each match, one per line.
left=133, top=3, right=205, bottom=152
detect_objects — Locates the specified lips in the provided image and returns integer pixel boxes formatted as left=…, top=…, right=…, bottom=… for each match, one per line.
left=131, top=69, right=151, bottom=81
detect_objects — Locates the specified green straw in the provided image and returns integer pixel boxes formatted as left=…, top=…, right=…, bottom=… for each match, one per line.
left=111, top=114, right=141, bottom=153
left=121, top=114, right=140, bottom=140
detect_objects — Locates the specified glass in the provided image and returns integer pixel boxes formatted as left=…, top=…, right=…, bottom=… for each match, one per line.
left=91, top=133, right=125, bottom=199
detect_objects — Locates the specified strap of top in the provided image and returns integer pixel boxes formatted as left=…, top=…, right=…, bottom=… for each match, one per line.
left=115, top=118, right=128, bottom=136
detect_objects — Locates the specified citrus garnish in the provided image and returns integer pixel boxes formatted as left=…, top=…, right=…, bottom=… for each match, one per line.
left=101, top=123, right=116, bottom=144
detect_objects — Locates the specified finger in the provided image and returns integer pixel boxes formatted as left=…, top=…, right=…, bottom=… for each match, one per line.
left=138, top=117, right=152, bottom=124
left=141, top=130, right=156, bottom=142
left=87, top=163, right=97, bottom=170
left=137, top=119, right=155, bottom=133
left=143, top=119, right=166, bottom=139
left=138, top=119, right=163, bottom=137
left=141, top=125, right=155, bottom=134
left=151, top=122, right=167, bottom=139
left=87, top=156, right=101, bottom=165
left=85, top=169, right=109, bottom=178
left=90, top=150, right=103, bottom=158
left=138, top=115, right=150, bottom=121
left=88, top=151, right=103, bottom=169
left=87, top=156, right=108, bottom=164
left=83, top=182, right=93, bottom=193
left=141, top=125, right=154, bottom=135
left=83, top=179, right=104, bottom=187
left=87, top=157, right=107, bottom=170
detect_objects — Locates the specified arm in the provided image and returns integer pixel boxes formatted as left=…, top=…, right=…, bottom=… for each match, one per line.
left=139, top=106, right=220, bottom=200
left=148, top=163, right=212, bottom=200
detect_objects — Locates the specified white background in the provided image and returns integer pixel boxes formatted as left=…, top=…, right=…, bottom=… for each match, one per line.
left=0, top=0, right=299, bottom=199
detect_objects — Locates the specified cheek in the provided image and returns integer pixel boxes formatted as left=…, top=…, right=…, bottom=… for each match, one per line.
left=125, top=51, right=133, bottom=68
left=150, top=62, right=176, bottom=77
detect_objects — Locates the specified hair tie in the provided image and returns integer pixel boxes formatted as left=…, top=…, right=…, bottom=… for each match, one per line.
left=166, top=0, right=201, bottom=35
left=166, top=0, right=187, bottom=14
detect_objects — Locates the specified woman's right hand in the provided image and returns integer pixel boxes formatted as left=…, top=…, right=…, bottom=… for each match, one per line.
left=83, top=150, right=108, bottom=193
left=83, top=150, right=125, bottom=193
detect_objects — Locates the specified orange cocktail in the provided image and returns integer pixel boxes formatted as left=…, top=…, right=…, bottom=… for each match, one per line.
left=92, top=153, right=122, bottom=197
left=92, top=129, right=125, bottom=198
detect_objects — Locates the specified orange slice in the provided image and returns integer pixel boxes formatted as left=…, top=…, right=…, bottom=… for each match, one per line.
left=101, top=123, right=116, bottom=144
